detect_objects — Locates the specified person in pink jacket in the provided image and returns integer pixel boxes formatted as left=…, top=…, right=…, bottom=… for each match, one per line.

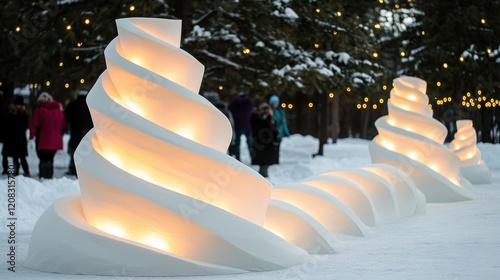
left=29, top=92, right=67, bottom=179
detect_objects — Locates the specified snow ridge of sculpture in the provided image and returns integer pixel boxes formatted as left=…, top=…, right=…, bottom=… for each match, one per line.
left=450, top=120, right=492, bottom=184
left=368, top=76, right=474, bottom=202
left=25, top=18, right=308, bottom=276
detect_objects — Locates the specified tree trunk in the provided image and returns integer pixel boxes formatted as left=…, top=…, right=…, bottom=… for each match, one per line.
left=315, top=90, right=329, bottom=156
left=329, top=94, right=339, bottom=143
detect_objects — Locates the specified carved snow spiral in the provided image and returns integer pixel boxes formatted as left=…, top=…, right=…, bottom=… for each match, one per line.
left=450, top=120, right=491, bottom=184
left=369, top=76, right=473, bottom=202
left=25, top=18, right=307, bottom=276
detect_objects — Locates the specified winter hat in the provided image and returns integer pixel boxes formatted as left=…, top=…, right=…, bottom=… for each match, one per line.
left=259, top=102, right=270, bottom=110
left=269, top=95, right=279, bottom=105
left=78, top=89, right=89, bottom=96
left=37, top=92, right=53, bottom=103
left=13, top=95, right=24, bottom=106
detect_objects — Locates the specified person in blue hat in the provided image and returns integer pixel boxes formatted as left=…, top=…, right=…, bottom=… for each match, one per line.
left=269, top=95, right=290, bottom=138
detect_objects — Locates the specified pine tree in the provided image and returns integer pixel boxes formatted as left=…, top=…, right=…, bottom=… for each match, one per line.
left=396, top=0, right=500, bottom=142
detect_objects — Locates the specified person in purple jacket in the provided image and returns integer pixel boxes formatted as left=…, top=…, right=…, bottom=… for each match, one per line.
left=228, top=92, right=254, bottom=161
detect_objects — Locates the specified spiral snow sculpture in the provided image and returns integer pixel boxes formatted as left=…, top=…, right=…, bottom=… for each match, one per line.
left=450, top=120, right=492, bottom=184
left=25, top=18, right=308, bottom=276
left=369, top=76, right=474, bottom=202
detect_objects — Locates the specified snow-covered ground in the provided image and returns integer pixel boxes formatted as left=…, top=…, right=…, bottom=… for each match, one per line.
left=0, top=134, right=499, bottom=279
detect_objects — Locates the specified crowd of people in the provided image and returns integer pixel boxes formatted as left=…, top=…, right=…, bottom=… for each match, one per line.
left=1, top=90, right=288, bottom=180
left=207, top=91, right=291, bottom=178
left=1, top=90, right=93, bottom=179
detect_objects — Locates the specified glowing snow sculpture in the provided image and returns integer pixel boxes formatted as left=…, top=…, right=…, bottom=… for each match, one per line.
left=369, top=76, right=474, bottom=202
left=25, top=18, right=308, bottom=276
left=450, top=120, right=492, bottom=184
left=264, top=163, right=425, bottom=254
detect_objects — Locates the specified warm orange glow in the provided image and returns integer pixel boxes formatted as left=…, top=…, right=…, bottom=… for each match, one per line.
left=94, top=221, right=127, bottom=239
left=141, top=235, right=169, bottom=251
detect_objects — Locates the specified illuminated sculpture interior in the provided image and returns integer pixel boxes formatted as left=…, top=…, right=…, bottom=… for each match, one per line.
left=25, top=18, right=426, bottom=277
left=369, top=76, right=474, bottom=202
left=450, top=120, right=492, bottom=184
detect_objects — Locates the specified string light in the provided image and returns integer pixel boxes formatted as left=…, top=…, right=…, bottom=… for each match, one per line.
left=373, top=52, right=379, bottom=58
left=329, top=92, right=334, bottom=98
left=332, top=30, right=338, bottom=36
left=59, top=62, right=64, bottom=67
left=218, top=85, right=223, bottom=90
left=336, top=11, right=342, bottom=16
left=15, top=26, right=21, bottom=32
left=77, top=42, right=83, bottom=47
left=315, top=8, right=320, bottom=13
left=84, top=18, right=90, bottom=24
left=129, top=5, right=135, bottom=11
left=378, top=0, right=384, bottom=3
left=45, top=81, right=50, bottom=86
left=346, top=87, right=351, bottom=92
left=421, top=31, right=425, bottom=36
left=65, top=83, right=70, bottom=89
left=481, top=18, right=486, bottom=24
left=382, top=85, right=387, bottom=90
left=443, top=63, right=448, bottom=69
left=308, top=102, right=314, bottom=108
left=314, top=43, right=320, bottom=48
left=357, top=104, right=362, bottom=109
left=362, top=104, right=367, bottom=109
left=372, top=104, right=378, bottom=109
left=281, top=103, right=286, bottom=108
left=80, top=79, right=85, bottom=84
left=400, top=51, right=406, bottom=57
left=363, top=97, right=369, bottom=102
left=242, top=48, right=250, bottom=54
left=487, top=48, right=492, bottom=54
left=374, top=23, right=381, bottom=29
left=75, top=55, right=80, bottom=60
left=66, top=25, right=72, bottom=30
left=437, top=81, right=441, bottom=87
left=395, top=4, right=400, bottom=9
left=379, top=98, right=384, bottom=103
left=288, top=104, right=293, bottom=109
left=459, top=56, right=465, bottom=62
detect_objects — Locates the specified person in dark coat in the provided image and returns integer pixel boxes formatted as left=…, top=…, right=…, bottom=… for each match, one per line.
left=64, top=90, right=93, bottom=176
left=1, top=95, right=30, bottom=176
left=228, top=92, right=254, bottom=161
left=251, top=102, right=280, bottom=177
left=29, top=92, right=67, bottom=179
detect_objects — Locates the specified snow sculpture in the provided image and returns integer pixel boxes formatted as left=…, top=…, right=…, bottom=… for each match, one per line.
left=265, top=163, right=425, bottom=254
left=450, top=120, right=492, bottom=184
left=369, top=76, right=474, bottom=202
left=25, top=18, right=308, bottom=276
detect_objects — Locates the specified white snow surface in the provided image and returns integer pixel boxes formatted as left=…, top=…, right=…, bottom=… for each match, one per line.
left=0, top=134, right=499, bottom=279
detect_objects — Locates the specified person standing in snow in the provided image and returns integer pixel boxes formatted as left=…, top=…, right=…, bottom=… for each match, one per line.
left=64, top=89, right=93, bottom=177
left=1, top=95, right=30, bottom=176
left=269, top=95, right=290, bottom=138
left=228, top=92, right=254, bottom=161
left=29, top=92, right=67, bottom=179
left=251, top=102, right=280, bottom=177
